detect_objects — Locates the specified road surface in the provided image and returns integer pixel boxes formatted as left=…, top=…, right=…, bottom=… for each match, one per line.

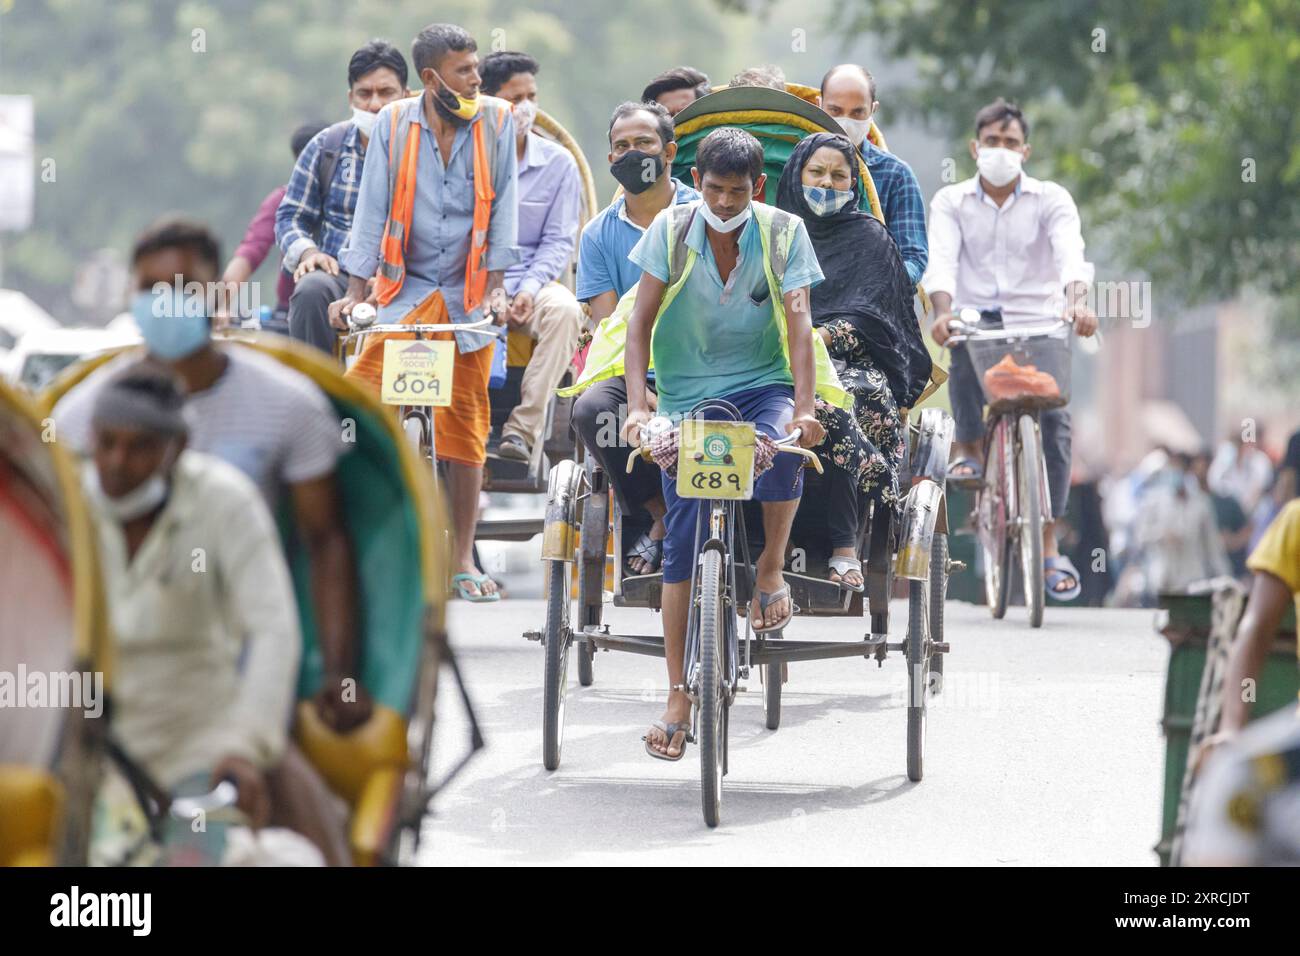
left=422, top=594, right=1167, bottom=866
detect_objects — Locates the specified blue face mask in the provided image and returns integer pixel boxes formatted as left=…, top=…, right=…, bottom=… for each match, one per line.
left=130, top=289, right=210, bottom=360
left=802, top=184, right=855, bottom=217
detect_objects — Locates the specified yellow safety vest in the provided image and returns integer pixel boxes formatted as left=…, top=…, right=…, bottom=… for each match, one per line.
left=558, top=200, right=850, bottom=410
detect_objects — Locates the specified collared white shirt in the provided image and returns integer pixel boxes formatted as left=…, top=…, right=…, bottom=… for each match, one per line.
left=922, top=173, right=1094, bottom=325
left=90, top=451, right=301, bottom=789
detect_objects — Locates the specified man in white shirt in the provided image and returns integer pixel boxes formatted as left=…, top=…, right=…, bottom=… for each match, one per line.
left=83, top=363, right=347, bottom=863
left=925, top=99, right=1098, bottom=600
left=55, top=218, right=369, bottom=731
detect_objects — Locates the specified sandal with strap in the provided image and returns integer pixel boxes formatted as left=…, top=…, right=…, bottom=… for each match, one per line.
left=750, top=584, right=795, bottom=635
left=828, top=555, right=865, bottom=593
left=625, top=531, right=663, bottom=576
left=643, top=719, right=692, bottom=761
left=450, top=572, right=500, bottom=603
left=1044, top=555, right=1082, bottom=602
left=946, top=456, right=983, bottom=485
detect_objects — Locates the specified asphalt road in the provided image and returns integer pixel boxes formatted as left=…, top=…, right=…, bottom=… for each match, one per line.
left=421, top=593, right=1168, bottom=866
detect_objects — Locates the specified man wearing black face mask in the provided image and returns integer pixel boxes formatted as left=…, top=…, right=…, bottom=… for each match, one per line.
left=569, top=101, right=698, bottom=576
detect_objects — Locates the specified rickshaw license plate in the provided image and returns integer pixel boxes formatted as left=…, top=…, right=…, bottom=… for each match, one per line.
left=380, top=340, right=455, bottom=406
left=677, top=420, right=756, bottom=500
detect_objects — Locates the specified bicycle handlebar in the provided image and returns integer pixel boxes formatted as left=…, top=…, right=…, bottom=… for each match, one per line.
left=341, top=315, right=501, bottom=345
left=944, top=312, right=1073, bottom=348
left=625, top=426, right=824, bottom=475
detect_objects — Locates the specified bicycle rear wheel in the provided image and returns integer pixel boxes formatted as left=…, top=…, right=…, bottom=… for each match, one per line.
left=697, top=548, right=725, bottom=828
left=1017, top=414, right=1045, bottom=628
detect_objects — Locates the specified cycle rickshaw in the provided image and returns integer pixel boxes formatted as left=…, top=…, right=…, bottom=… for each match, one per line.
left=532, top=85, right=959, bottom=826
left=38, top=334, right=481, bottom=865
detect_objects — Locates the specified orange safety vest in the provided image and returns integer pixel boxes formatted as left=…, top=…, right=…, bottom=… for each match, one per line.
left=373, top=94, right=509, bottom=313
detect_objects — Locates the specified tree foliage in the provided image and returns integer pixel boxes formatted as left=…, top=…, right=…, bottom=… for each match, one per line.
left=823, top=0, right=1300, bottom=309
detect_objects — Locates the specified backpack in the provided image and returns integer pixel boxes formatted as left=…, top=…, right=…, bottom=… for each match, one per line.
left=315, top=121, right=351, bottom=209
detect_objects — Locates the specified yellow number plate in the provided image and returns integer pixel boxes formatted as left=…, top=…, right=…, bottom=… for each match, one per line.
left=676, top=420, right=756, bottom=500
left=380, top=339, right=455, bottom=406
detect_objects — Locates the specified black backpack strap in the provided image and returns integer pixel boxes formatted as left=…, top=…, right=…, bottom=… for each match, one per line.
left=315, top=120, right=351, bottom=206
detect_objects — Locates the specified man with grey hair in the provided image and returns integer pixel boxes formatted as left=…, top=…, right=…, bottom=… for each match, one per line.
left=729, top=64, right=786, bottom=91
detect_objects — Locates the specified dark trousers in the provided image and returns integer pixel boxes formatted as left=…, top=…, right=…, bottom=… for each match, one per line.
left=948, top=309, right=1072, bottom=518
left=826, top=467, right=860, bottom=550
left=288, top=270, right=350, bottom=354
left=572, top=375, right=661, bottom=514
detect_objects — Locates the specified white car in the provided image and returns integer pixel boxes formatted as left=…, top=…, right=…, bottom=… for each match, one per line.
left=0, top=288, right=59, bottom=355
left=2, top=326, right=140, bottom=392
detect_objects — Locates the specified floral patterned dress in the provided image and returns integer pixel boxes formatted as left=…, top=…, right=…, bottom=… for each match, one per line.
left=813, top=317, right=905, bottom=509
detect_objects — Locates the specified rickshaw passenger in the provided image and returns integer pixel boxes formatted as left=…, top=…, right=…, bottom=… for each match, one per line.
left=479, top=51, right=584, bottom=464
left=818, top=64, right=929, bottom=286
left=775, top=133, right=932, bottom=590
left=83, top=364, right=349, bottom=866
left=925, top=98, right=1098, bottom=600
left=620, top=128, right=828, bottom=759
left=641, top=66, right=711, bottom=118
left=571, top=101, right=698, bottom=575
left=277, top=41, right=411, bottom=354
left=53, top=219, right=370, bottom=733
left=329, top=23, right=520, bottom=602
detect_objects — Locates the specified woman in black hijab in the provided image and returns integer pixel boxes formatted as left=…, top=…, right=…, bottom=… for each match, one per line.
left=776, top=132, right=932, bottom=590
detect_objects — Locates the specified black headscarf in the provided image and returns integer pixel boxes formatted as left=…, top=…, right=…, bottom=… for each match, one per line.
left=775, top=132, right=931, bottom=407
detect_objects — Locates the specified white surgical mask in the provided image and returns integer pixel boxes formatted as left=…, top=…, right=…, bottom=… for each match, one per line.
left=512, top=98, right=538, bottom=133
left=836, top=115, right=872, bottom=148
left=83, top=462, right=170, bottom=523
left=698, top=201, right=751, bottom=234
left=976, top=146, right=1023, bottom=187
left=351, top=106, right=378, bottom=137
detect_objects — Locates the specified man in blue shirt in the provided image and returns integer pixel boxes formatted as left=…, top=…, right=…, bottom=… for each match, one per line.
left=331, top=23, right=519, bottom=602
left=819, top=64, right=928, bottom=286
left=276, top=41, right=410, bottom=353
left=621, top=128, right=826, bottom=760
left=479, top=51, right=584, bottom=464
left=571, top=101, right=698, bottom=576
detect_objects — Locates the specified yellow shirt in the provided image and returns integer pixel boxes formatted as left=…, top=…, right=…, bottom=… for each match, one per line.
left=1246, top=499, right=1300, bottom=648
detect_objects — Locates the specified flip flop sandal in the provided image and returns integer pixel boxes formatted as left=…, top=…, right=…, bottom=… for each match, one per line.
left=1044, top=556, right=1082, bottom=602
left=751, top=584, right=795, bottom=635
left=625, top=531, right=663, bottom=576
left=828, top=555, right=865, bottom=593
left=450, top=572, right=501, bottom=603
left=946, top=457, right=984, bottom=485
left=643, top=719, right=692, bottom=761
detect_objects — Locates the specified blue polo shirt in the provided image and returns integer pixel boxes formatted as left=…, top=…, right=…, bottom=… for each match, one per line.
left=628, top=200, right=823, bottom=415
left=575, top=178, right=698, bottom=303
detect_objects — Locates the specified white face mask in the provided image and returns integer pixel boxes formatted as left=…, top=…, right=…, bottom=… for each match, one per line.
left=83, top=462, right=170, bottom=523
left=976, top=146, right=1023, bottom=187
left=836, top=115, right=872, bottom=148
left=512, top=98, right=538, bottom=133
left=698, top=201, right=752, bottom=234
left=351, top=106, right=378, bottom=137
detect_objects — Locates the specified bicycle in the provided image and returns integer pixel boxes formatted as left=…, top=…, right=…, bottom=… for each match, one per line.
left=945, top=309, right=1075, bottom=628
left=340, top=305, right=501, bottom=496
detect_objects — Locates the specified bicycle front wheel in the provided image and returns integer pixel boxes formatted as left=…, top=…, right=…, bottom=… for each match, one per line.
left=697, top=548, right=725, bottom=828
left=1017, top=414, right=1045, bottom=628
left=979, top=417, right=1012, bottom=618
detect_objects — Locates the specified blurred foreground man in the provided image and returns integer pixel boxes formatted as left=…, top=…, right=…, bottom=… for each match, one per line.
left=83, top=363, right=348, bottom=864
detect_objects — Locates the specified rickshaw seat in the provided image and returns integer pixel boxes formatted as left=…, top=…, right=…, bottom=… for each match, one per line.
left=294, top=702, right=408, bottom=866
left=507, top=329, right=535, bottom=367
left=0, top=766, right=63, bottom=867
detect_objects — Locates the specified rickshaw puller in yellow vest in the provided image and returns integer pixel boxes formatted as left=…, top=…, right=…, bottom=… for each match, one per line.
left=617, top=128, right=842, bottom=761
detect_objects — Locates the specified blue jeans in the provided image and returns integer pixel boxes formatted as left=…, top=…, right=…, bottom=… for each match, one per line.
left=660, top=384, right=803, bottom=584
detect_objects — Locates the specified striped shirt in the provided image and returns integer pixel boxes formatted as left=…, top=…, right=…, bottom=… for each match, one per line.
left=275, top=122, right=366, bottom=269
left=54, top=345, right=344, bottom=509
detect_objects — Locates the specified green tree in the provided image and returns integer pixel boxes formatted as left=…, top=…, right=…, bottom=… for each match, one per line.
left=816, top=0, right=1300, bottom=311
